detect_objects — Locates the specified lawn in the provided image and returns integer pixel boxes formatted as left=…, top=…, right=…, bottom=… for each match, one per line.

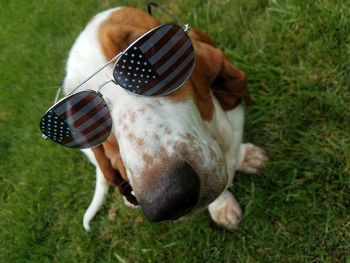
left=0, top=0, right=349, bottom=262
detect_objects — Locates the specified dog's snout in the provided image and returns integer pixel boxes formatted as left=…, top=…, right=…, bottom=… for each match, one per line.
left=139, top=162, right=200, bottom=222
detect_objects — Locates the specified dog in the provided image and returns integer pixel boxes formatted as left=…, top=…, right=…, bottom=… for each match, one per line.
left=62, top=6, right=267, bottom=231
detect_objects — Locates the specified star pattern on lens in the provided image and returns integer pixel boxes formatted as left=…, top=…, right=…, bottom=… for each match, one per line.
left=40, top=110, right=72, bottom=143
left=114, top=47, right=158, bottom=93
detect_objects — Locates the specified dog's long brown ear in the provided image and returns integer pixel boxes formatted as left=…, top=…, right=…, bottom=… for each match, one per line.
left=189, top=29, right=250, bottom=111
left=91, top=135, right=138, bottom=205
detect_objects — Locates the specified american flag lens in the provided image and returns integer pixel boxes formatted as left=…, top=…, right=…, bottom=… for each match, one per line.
left=113, top=24, right=195, bottom=96
left=40, top=24, right=194, bottom=148
left=39, top=91, right=112, bottom=149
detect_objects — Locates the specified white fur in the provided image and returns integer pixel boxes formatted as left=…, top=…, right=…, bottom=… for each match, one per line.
left=83, top=167, right=109, bottom=231
left=237, top=143, right=268, bottom=174
left=205, top=98, right=245, bottom=229
left=63, top=7, right=267, bottom=231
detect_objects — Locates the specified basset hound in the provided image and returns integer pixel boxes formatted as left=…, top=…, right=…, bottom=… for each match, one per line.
left=62, top=6, right=268, bottom=231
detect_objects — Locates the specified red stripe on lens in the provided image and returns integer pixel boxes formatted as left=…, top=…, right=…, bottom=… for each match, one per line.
left=67, top=123, right=112, bottom=148
left=71, top=101, right=106, bottom=127
left=152, top=34, right=187, bottom=69
left=60, top=93, right=96, bottom=120
left=140, top=45, right=193, bottom=94
left=143, top=26, right=180, bottom=58
left=79, top=111, right=111, bottom=136
left=131, top=26, right=158, bottom=47
left=154, top=58, right=195, bottom=95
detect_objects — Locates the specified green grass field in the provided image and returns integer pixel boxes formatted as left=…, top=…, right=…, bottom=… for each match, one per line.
left=0, top=0, right=349, bottom=262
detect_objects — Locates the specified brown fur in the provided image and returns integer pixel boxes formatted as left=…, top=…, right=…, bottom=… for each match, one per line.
left=91, top=135, right=137, bottom=205
left=99, top=8, right=159, bottom=60
left=93, top=7, right=250, bottom=202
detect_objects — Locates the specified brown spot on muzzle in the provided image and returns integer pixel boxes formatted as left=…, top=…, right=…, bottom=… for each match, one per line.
left=142, top=153, right=154, bottom=167
left=129, top=111, right=137, bottom=123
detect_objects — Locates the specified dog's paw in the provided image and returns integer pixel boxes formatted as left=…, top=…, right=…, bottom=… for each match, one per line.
left=208, top=191, right=242, bottom=231
left=123, top=197, right=139, bottom=209
left=237, top=143, right=268, bottom=174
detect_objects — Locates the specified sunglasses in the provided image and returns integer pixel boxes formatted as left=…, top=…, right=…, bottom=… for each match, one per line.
left=39, top=3, right=195, bottom=149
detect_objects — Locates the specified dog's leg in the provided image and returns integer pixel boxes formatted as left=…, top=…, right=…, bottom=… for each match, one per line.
left=208, top=104, right=244, bottom=230
left=208, top=143, right=267, bottom=230
left=83, top=167, right=109, bottom=231
left=208, top=190, right=242, bottom=230
left=236, top=143, right=268, bottom=174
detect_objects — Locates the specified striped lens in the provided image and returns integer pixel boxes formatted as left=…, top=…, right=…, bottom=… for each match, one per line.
left=39, top=90, right=112, bottom=149
left=113, top=24, right=195, bottom=96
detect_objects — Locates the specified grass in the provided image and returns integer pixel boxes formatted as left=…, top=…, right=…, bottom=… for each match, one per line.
left=0, top=0, right=349, bottom=262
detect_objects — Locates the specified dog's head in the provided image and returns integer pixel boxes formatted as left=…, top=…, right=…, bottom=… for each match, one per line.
left=64, top=7, right=249, bottom=221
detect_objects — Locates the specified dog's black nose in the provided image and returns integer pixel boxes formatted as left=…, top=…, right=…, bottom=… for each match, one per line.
left=139, top=162, right=200, bottom=222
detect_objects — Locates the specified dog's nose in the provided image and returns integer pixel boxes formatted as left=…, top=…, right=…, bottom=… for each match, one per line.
left=139, top=162, right=200, bottom=222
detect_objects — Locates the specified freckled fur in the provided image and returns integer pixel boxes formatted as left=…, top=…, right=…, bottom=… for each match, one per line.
left=62, top=7, right=266, bottom=231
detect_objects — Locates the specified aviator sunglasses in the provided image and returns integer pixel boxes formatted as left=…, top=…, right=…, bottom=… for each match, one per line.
left=39, top=3, right=195, bottom=149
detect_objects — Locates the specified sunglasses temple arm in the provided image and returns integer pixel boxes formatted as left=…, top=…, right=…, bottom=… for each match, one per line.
left=147, top=2, right=190, bottom=32
left=56, top=53, right=122, bottom=102
left=53, top=84, right=62, bottom=104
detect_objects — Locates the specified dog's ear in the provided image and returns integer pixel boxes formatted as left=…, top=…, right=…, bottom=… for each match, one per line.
left=189, top=29, right=250, bottom=111
left=99, top=7, right=159, bottom=61
left=91, top=135, right=138, bottom=205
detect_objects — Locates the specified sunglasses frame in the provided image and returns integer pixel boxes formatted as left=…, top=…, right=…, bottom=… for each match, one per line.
left=41, top=2, right=193, bottom=148
left=55, top=3, right=191, bottom=103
